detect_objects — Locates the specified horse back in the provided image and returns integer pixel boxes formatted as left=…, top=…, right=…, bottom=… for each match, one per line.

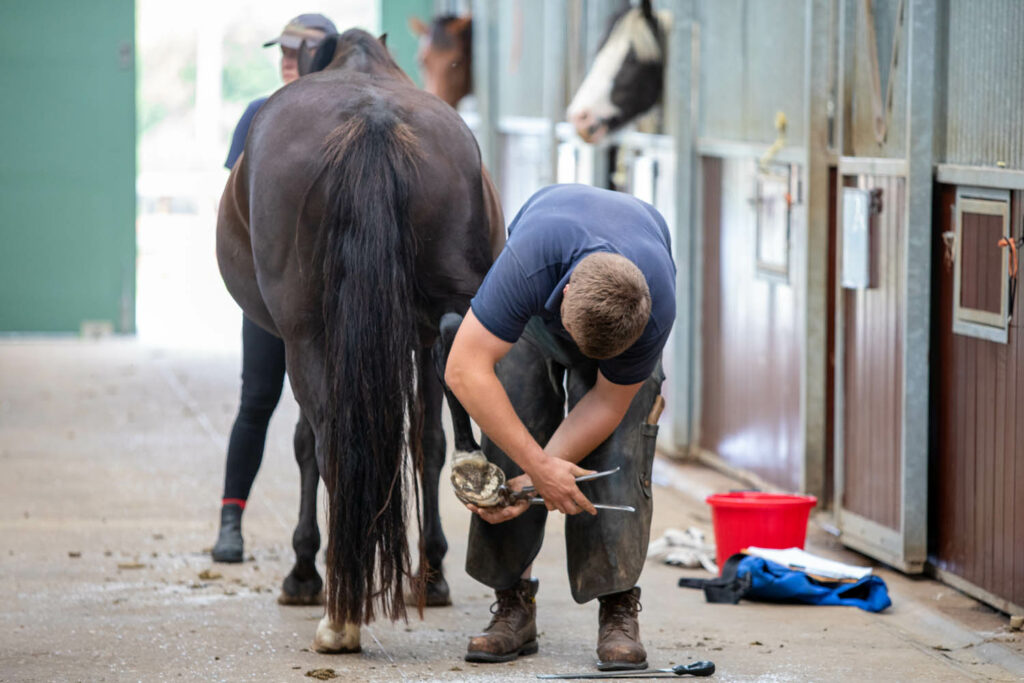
left=244, top=71, right=497, bottom=337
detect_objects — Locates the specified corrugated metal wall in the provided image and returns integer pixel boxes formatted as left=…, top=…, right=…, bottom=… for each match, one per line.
left=932, top=185, right=1024, bottom=613
left=699, top=157, right=802, bottom=492
left=698, top=0, right=807, bottom=144
left=840, top=174, right=905, bottom=531
left=943, top=0, right=1024, bottom=170
left=847, top=0, right=907, bottom=158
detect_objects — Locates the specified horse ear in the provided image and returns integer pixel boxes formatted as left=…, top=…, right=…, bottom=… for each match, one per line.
left=378, top=33, right=388, bottom=47
left=301, top=33, right=338, bottom=75
left=408, top=17, right=428, bottom=37
left=297, top=38, right=316, bottom=76
left=640, top=0, right=654, bottom=19
left=447, top=15, right=472, bottom=37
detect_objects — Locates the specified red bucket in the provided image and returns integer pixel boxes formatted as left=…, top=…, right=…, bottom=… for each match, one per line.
left=706, top=492, right=817, bottom=572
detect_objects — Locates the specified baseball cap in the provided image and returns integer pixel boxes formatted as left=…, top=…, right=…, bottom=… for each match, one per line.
left=263, top=13, right=337, bottom=49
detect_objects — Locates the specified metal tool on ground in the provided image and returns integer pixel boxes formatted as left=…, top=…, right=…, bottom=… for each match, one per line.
left=499, top=467, right=636, bottom=512
left=538, top=659, right=716, bottom=678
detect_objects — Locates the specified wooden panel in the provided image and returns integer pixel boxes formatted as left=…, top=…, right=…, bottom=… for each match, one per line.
left=841, top=174, right=904, bottom=530
left=932, top=184, right=1024, bottom=610
left=959, top=212, right=1003, bottom=314
left=700, top=156, right=801, bottom=492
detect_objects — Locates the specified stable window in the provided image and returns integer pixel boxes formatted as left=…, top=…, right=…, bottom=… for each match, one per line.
left=953, top=187, right=1011, bottom=344
left=754, top=164, right=793, bottom=282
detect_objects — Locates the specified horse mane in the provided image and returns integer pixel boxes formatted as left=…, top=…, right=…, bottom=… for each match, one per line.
left=599, top=5, right=667, bottom=64
left=323, top=28, right=414, bottom=82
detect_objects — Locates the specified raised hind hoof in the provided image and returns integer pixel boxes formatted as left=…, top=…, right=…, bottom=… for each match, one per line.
left=279, top=570, right=324, bottom=606
left=313, top=616, right=361, bottom=654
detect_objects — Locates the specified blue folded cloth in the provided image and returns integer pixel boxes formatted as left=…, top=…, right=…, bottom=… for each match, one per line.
left=678, top=553, right=892, bottom=613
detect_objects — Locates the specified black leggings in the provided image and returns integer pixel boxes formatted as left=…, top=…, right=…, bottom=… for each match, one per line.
left=221, top=315, right=286, bottom=504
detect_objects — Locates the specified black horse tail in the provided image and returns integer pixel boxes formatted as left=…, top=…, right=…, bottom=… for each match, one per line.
left=318, top=109, right=423, bottom=625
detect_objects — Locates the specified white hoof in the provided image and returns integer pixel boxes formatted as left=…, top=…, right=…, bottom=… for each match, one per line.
left=452, top=450, right=487, bottom=465
left=312, top=616, right=361, bottom=653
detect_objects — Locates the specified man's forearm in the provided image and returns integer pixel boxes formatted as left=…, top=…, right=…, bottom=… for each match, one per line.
left=542, top=386, right=630, bottom=465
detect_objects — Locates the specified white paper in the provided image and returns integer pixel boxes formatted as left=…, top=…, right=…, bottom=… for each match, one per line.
left=744, top=547, right=872, bottom=581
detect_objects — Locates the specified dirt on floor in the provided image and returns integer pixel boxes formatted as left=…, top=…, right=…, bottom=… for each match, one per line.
left=1, top=338, right=1023, bottom=682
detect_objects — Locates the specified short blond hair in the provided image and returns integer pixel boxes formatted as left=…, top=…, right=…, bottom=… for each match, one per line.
left=561, top=252, right=651, bottom=359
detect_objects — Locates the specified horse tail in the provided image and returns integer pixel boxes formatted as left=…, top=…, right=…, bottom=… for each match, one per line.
left=318, top=109, right=423, bottom=625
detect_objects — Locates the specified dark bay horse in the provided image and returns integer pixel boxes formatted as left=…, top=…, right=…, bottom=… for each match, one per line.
left=217, top=28, right=503, bottom=652
left=567, top=0, right=668, bottom=143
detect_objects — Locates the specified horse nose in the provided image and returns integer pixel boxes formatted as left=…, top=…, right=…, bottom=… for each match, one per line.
left=570, top=109, right=597, bottom=142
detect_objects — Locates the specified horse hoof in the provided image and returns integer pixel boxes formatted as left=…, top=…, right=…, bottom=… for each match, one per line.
left=278, top=590, right=324, bottom=606
left=407, top=573, right=452, bottom=607
left=424, top=575, right=452, bottom=607
left=279, top=570, right=324, bottom=606
left=313, top=616, right=361, bottom=654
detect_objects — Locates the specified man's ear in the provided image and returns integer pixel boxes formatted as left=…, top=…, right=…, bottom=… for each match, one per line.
left=408, top=17, right=428, bottom=37
left=378, top=33, right=388, bottom=47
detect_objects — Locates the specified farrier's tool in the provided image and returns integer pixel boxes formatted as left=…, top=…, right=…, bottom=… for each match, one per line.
left=498, top=467, right=635, bottom=512
left=538, top=660, right=715, bottom=679
left=451, top=455, right=635, bottom=511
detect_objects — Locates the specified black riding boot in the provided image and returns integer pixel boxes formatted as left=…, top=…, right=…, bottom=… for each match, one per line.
left=212, top=504, right=244, bottom=563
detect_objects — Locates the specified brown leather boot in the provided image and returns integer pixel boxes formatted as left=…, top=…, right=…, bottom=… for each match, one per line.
left=465, top=578, right=539, bottom=663
left=596, top=586, right=648, bottom=671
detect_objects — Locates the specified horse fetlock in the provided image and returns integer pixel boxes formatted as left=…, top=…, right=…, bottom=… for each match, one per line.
left=313, top=616, right=361, bottom=653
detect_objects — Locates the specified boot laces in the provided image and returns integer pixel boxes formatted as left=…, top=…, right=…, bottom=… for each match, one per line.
left=602, top=592, right=642, bottom=633
left=489, top=590, right=529, bottom=622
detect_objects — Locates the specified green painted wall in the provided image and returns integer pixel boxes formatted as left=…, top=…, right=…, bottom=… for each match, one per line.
left=0, top=0, right=136, bottom=333
left=379, top=0, right=434, bottom=87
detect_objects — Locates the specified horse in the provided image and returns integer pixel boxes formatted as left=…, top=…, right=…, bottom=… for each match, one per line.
left=409, top=14, right=473, bottom=109
left=216, top=28, right=504, bottom=652
left=566, top=0, right=669, bottom=143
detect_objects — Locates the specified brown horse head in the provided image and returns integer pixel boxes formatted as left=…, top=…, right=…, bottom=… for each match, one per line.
left=409, top=14, right=472, bottom=107
left=567, top=0, right=668, bottom=143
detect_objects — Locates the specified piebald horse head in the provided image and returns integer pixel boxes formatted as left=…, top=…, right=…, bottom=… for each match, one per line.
left=567, top=0, right=668, bottom=143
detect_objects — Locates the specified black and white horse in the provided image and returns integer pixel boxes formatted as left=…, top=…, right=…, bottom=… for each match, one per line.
left=567, top=0, right=669, bottom=143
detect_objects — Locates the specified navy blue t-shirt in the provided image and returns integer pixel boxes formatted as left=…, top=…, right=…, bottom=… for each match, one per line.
left=471, top=184, right=676, bottom=385
left=224, top=96, right=269, bottom=170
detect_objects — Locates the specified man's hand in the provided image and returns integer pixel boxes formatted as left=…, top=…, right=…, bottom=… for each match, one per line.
left=466, top=474, right=532, bottom=524
left=527, top=457, right=597, bottom=516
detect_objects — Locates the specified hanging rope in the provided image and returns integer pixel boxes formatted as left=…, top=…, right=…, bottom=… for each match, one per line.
left=997, top=235, right=1020, bottom=320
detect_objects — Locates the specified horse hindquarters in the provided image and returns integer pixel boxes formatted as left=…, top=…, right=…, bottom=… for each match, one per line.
left=215, top=162, right=277, bottom=335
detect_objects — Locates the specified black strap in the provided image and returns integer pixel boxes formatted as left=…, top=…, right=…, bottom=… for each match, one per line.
left=677, top=553, right=751, bottom=604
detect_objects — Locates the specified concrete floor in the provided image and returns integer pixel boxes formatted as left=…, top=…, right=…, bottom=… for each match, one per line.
left=2, top=337, right=1024, bottom=682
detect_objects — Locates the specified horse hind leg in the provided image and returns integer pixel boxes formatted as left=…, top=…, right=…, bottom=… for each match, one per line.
left=435, top=312, right=480, bottom=455
left=413, top=348, right=452, bottom=606
left=278, top=412, right=325, bottom=606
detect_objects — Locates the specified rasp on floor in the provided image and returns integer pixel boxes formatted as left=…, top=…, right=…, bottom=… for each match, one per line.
left=537, top=660, right=715, bottom=679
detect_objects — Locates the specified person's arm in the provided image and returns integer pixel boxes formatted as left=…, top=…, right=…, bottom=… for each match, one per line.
left=467, top=371, right=642, bottom=525
left=543, top=371, right=643, bottom=464
left=445, top=309, right=598, bottom=517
